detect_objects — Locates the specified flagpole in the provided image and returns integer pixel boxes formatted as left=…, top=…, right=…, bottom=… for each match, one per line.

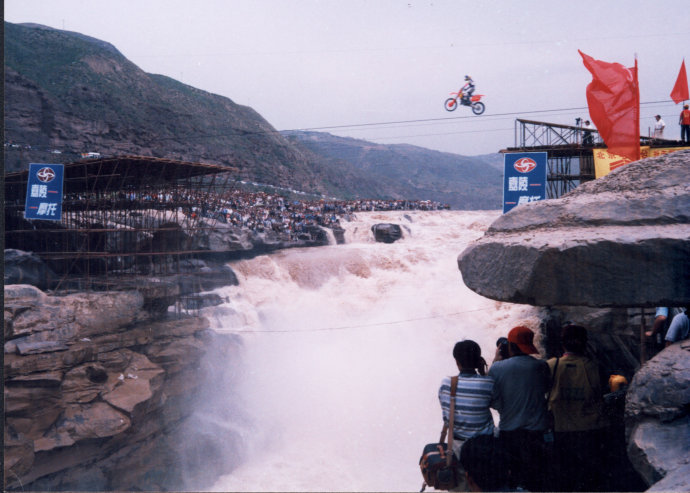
left=633, top=54, right=640, bottom=161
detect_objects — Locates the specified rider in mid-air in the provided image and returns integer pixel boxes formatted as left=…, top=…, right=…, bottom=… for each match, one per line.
left=460, top=75, right=475, bottom=103
left=444, top=75, right=485, bottom=114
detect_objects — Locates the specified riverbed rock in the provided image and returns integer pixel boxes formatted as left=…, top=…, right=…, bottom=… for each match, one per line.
left=371, top=223, right=403, bottom=243
left=625, top=341, right=690, bottom=489
left=199, top=219, right=332, bottom=259
left=458, top=150, right=690, bottom=307
left=4, top=284, right=145, bottom=342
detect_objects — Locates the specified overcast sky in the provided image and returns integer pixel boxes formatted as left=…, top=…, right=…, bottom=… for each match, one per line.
left=5, top=0, right=690, bottom=155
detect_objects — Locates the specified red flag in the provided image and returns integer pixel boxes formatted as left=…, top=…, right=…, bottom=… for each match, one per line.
left=670, top=59, right=689, bottom=104
left=579, top=50, right=640, bottom=162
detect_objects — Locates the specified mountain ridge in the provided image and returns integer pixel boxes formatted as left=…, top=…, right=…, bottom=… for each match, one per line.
left=4, top=21, right=502, bottom=209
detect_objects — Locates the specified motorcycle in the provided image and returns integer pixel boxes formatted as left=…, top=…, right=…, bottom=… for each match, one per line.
left=444, top=91, right=485, bottom=115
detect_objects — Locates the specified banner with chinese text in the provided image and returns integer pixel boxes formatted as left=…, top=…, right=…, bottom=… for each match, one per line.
left=503, top=152, right=547, bottom=214
left=25, top=163, right=64, bottom=220
left=593, top=147, right=690, bottom=178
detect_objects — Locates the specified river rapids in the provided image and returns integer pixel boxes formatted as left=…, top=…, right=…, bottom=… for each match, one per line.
left=198, top=210, right=542, bottom=492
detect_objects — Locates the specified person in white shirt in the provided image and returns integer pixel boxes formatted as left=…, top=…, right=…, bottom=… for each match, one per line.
left=654, top=115, right=666, bottom=138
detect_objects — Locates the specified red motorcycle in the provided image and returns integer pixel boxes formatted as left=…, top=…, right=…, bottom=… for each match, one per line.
left=444, top=91, right=485, bottom=115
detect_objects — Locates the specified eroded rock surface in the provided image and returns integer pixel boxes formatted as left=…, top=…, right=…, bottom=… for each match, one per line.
left=458, top=150, right=690, bottom=307
left=3, top=284, right=240, bottom=491
left=625, top=341, right=690, bottom=490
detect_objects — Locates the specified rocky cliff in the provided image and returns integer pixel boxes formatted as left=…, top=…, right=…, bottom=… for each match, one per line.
left=3, top=22, right=329, bottom=192
left=458, top=150, right=690, bottom=307
left=625, top=341, right=690, bottom=492
left=3, top=284, right=242, bottom=491
left=457, top=150, right=690, bottom=491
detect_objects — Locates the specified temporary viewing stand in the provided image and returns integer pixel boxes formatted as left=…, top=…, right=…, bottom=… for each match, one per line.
left=5, top=156, right=239, bottom=296
left=501, top=119, right=685, bottom=199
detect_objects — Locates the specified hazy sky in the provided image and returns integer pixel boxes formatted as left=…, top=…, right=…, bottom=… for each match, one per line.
left=5, top=0, right=689, bottom=155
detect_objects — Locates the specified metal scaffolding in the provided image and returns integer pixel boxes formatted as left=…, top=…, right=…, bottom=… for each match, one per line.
left=4, top=156, right=238, bottom=292
left=503, top=119, right=685, bottom=199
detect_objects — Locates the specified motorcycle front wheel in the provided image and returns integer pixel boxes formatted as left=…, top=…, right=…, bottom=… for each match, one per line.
left=471, top=102, right=485, bottom=115
left=444, top=98, right=458, bottom=112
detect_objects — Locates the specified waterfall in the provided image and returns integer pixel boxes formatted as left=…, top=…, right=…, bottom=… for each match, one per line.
left=199, top=210, right=542, bottom=492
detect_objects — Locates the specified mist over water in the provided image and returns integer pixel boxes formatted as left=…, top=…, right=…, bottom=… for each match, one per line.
left=203, top=210, right=542, bottom=492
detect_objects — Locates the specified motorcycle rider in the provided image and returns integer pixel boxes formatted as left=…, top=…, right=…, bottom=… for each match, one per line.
left=460, top=75, right=475, bottom=104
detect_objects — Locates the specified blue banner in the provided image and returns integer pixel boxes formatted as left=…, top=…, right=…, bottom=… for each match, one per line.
left=502, top=152, right=547, bottom=214
left=25, top=163, right=64, bottom=221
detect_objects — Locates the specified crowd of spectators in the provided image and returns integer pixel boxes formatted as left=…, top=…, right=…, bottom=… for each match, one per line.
left=187, top=189, right=449, bottom=240
left=67, top=187, right=449, bottom=241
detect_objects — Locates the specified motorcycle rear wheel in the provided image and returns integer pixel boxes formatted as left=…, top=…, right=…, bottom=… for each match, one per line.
left=444, top=98, right=458, bottom=112
left=471, top=102, right=485, bottom=115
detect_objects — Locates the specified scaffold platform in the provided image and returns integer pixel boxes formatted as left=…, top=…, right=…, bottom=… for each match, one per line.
left=501, top=119, right=687, bottom=199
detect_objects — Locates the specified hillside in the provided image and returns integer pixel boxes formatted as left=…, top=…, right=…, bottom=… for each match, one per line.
left=4, top=22, right=501, bottom=209
left=283, top=131, right=502, bottom=209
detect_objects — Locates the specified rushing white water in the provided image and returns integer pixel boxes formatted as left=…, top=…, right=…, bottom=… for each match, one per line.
left=203, top=210, right=542, bottom=492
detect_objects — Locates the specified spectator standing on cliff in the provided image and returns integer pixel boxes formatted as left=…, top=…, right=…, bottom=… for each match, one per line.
left=664, top=306, right=690, bottom=346
left=547, top=324, right=608, bottom=491
left=645, top=307, right=685, bottom=349
left=489, top=326, right=551, bottom=491
left=653, top=115, right=666, bottom=138
left=582, top=120, right=595, bottom=145
left=680, top=104, right=690, bottom=142
left=438, top=340, right=495, bottom=491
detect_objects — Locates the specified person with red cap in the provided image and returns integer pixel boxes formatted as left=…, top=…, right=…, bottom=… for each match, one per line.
left=488, top=326, right=551, bottom=491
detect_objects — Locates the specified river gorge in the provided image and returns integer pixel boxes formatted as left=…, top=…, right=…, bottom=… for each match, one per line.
left=5, top=198, right=688, bottom=491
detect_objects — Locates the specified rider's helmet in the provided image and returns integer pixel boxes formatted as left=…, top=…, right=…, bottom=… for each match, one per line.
left=464, top=75, right=472, bottom=81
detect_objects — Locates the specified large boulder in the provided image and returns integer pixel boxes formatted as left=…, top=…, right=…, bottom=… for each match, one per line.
left=4, top=249, right=57, bottom=290
left=371, top=223, right=403, bottom=243
left=458, top=150, right=690, bottom=307
left=625, top=341, right=690, bottom=490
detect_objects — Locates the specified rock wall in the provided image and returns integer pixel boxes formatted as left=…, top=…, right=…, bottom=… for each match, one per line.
left=457, top=150, right=690, bottom=491
left=625, top=341, right=690, bottom=492
left=458, top=150, right=690, bottom=307
left=540, top=306, right=642, bottom=376
left=4, top=284, right=241, bottom=491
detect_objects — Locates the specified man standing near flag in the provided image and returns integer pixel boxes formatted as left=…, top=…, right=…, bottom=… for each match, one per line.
left=680, top=104, right=690, bottom=143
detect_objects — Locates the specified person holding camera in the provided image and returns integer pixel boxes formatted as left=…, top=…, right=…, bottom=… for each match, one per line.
left=494, top=337, right=510, bottom=362
left=438, top=340, right=495, bottom=491
left=489, top=326, right=550, bottom=491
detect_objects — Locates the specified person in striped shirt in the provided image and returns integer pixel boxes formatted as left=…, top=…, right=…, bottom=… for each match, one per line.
left=438, top=340, right=496, bottom=490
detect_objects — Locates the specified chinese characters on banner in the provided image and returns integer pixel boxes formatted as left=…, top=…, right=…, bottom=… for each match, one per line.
left=25, top=163, right=64, bottom=220
left=593, top=147, right=690, bottom=178
left=503, top=152, right=547, bottom=214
